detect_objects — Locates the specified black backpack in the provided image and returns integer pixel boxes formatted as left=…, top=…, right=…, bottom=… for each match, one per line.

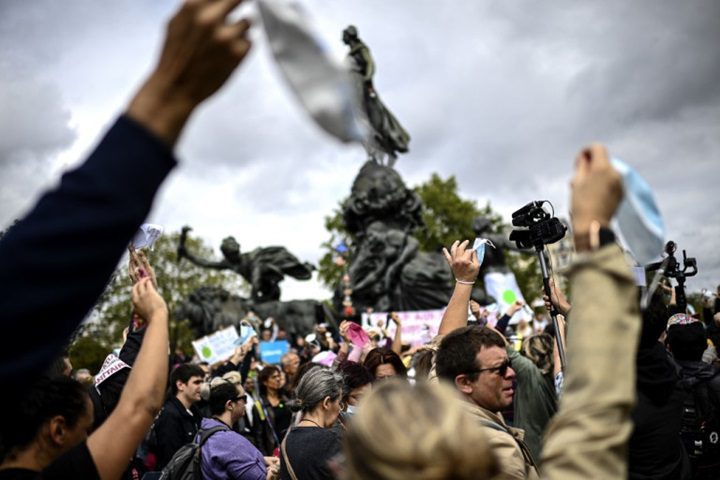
left=159, top=425, right=228, bottom=480
left=680, top=377, right=720, bottom=477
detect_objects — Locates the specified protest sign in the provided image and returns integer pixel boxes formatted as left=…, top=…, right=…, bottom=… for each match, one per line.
left=259, top=341, right=290, bottom=364
left=361, top=309, right=444, bottom=347
left=192, top=326, right=239, bottom=365
left=483, top=271, right=532, bottom=325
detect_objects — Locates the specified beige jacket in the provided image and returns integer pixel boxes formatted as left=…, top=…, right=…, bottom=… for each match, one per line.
left=462, top=401, right=540, bottom=480
left=541, top=245, right=640, bottom=479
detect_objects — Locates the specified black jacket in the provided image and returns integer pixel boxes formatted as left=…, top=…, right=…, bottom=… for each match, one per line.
left=153, top=397, right=203, bottom=469
left=629, top=342, right=690, bottom=480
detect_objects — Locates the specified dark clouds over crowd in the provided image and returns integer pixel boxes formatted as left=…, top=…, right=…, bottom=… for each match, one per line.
left=1, top=0, right=718, bottom=297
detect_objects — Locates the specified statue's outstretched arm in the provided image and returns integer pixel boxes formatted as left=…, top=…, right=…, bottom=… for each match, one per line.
left=177, top=228, right=227, bottom=270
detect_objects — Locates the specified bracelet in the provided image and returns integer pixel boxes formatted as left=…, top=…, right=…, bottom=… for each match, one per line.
left=455, top=279, right=475, bottom=285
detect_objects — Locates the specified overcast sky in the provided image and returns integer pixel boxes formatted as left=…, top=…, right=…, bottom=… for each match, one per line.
left=1, top=0, right=719, bottom=302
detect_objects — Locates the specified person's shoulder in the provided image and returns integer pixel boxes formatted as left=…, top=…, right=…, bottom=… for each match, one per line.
left=0, top=468, right=41, bottom=480
left=42, top=442, right=99, bottom=480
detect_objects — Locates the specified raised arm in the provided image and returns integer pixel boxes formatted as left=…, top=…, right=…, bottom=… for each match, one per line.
left=0, top=0, right=253, bottom=389
left=542, top=144, right=639, bottom=478
left=438, top=240, right=479, bottom=336
left=87, top=277, right=169, bottom=480
left=389, top=312, right=403, bottom=356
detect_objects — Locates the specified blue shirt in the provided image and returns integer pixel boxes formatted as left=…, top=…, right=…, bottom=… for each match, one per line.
left=199, top=417, right=267, bottom=480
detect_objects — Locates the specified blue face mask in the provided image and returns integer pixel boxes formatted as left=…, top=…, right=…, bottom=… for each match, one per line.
left=472, top=238, right=495, bottom=266
left=611, top=157, right=666, bottom=266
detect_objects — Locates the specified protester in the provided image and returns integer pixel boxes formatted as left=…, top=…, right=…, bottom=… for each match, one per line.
left=0, top=277, right=169, bottom=479
left=251, top=366, right=292, bottom=455
left=435, top=323, right=538, bottom=478
left=334, top=361, right=372, bottom=428
left=342, top=380, right=500, bottom=480
left=153, top=363, right=206, bottom=469
left=667, top=315, right=720, bottom=478
left=363, top=347, right=407, bottom=380
left=504, top=332, right=558, bottom=461
left=199, top=382, right=279, bottom=480
left=280, top=352, right=301, bottom=397
left=279, top=368, right=344, bottom=480
left=626, top=293, right=690, bottom=480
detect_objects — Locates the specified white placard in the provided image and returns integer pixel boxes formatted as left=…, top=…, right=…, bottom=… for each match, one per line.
left=192, top=326, right=239, bottom=365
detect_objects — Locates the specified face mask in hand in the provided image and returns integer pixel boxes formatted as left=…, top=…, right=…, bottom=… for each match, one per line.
left=257, top=0, right=369, bottom=144
left=472, top=238, right=495, bottom=266
left=611, top=157, right=665, bottom=266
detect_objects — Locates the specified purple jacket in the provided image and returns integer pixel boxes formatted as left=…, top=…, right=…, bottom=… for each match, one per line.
left=199, top=417, right=267, bottom=480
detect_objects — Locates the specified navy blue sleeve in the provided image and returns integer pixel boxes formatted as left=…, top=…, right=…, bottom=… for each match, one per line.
left=495, top=314, right=512, bottom=337
left=0, top=115, right=176, bottom=387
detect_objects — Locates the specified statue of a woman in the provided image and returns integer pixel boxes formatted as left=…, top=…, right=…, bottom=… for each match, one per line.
left=343, top=25, right=410, bottom=164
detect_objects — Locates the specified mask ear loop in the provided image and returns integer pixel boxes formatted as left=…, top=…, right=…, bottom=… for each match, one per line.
left=641, top=257, right=669, bottom=311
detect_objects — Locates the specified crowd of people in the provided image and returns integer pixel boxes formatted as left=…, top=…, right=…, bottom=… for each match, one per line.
left=1, top=1, right=719, bottom=479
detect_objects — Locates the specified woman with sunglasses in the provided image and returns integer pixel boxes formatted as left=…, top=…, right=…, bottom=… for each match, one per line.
left=279, top=368, right=344, bottom=480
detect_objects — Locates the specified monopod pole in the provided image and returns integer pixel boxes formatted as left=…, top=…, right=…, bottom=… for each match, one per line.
left=536, top=245, right=567, bottom=370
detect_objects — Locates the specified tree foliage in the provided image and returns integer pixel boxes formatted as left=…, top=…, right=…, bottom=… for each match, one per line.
left=69, top=231, right=242, bottom=372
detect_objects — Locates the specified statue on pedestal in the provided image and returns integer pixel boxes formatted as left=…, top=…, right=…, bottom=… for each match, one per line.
left=343, top=25, right=410, bottom=166
left=342, top=161, right=453, bottom=313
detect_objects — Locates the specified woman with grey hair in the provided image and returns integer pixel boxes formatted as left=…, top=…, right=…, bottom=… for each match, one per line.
left=279, top=367, right=344, bottom=480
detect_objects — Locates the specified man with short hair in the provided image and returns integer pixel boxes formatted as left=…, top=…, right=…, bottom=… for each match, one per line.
left=280, top=352, right=301, bottom=397
left=199, top=382, right=279, bottom=479
left=154, top=363, right=206, bottom=469
left=436, top=325, right=538, bottom=479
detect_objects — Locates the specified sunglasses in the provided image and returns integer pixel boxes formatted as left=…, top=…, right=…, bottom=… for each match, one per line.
left=233, top=394, right=248, bottom=403
left=465, top=358, right=512, bottom=378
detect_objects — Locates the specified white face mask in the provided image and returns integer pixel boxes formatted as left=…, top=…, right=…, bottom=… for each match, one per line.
left=472, top=238, right=495, bottom=266
left=257, top=0, right=369, bottom=144
left=611, top=157, right=666, bottom=266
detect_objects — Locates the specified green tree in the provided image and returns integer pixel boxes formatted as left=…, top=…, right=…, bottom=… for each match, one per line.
left=317, top=173, right=543, bottom=305
left=69, top=231, right=242, bottom=372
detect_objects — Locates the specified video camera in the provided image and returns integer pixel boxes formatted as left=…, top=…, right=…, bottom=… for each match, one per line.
left=509, top=201, right=567, bottom=250
left=508, top=200, right=568, bottom=369
left=660, top=241, right=697, bottom=280
left=646, top=240, right=698, bottom=312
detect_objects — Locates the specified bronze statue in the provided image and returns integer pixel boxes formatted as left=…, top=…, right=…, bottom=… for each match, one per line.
left=343, top=25, right=410, bottom=166
left=340, top=161, right=453, bottom=313
left=177, top=226, right=314, bottom=303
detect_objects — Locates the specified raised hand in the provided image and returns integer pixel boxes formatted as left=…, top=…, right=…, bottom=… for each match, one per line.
left=543, top=278, right=571, bottom=315
left=442, top=240, right=480, bottom=284
left=570, top=144, right=623, bottom=239
left=127, top=0, right=254, bottom=146
left=131, top=277, right=168, bottom=323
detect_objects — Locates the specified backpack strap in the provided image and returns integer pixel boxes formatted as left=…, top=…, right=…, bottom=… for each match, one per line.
left=197, top=425, right=229, bottom=447
left=280, top=430, right=299, bottom=480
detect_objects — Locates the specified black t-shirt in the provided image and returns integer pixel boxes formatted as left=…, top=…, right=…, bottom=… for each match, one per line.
left=280, top=427, right=341, bottom=480
left=0, top=442, right=100, bottom=480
